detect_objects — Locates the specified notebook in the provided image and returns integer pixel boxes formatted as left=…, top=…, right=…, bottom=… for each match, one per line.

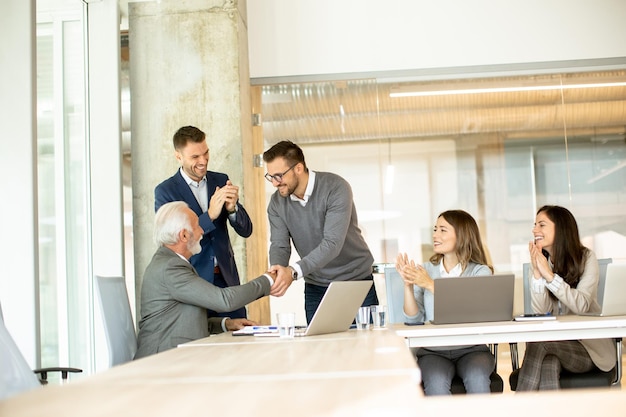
left=432, top=274, right=515, bottom=325
left=233, top=280, right=373, bottom=337
left=581, top=263, right=626, bottom=317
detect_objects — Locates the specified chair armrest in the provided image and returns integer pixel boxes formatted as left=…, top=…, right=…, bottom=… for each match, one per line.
left=33, top=367, right=83, bottom=384
left=612, top=338, right=622, bottom=385
left=489, top=343, right=499, bottom=370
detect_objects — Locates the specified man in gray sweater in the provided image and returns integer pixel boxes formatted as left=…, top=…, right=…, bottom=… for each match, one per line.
left=134, top=201, right=274, bottom=359
left=263, top=141, right=377, bottom=323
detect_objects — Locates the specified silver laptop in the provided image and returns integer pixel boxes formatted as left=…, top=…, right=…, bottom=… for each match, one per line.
left=432, top=274, right=515, bottom=324
left=582, top=263, right=626, bottom=317
left=297, top=280, right=373, bottom=336
left=234, top=280, right=373, bottom=337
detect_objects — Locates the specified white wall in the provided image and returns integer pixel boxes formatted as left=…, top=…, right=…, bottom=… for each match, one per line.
left=248, top=0, right=626, bottom=79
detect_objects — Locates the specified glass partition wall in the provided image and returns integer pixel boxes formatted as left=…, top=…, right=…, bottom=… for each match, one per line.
left=37, top=12, right=90, bottom=377
left=260, top=70, right=626, bottom=274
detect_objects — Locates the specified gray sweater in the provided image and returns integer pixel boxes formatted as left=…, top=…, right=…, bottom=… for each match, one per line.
left=267, top=171, right=374, bottom=286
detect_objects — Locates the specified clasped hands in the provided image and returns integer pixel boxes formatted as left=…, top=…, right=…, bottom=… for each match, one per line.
left=208, top=180, right=239, bottom=220
left=528, top=240, right=554, bottom=282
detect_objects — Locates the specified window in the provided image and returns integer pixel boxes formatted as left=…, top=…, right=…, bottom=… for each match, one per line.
left=261, top=71, right=626, bottom=273
left=37, top=4, right=91, bottom=378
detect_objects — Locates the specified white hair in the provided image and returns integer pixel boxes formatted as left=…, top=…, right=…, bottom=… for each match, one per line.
left=153, top=201, right=192, bottom=247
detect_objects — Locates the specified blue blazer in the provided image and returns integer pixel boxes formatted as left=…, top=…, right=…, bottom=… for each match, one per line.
left=154, top=170, right=253, bottom=287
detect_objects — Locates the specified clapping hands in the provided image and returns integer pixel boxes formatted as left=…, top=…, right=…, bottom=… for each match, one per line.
left=396, top=253, right=434, bottom=292
left=528, top=239, right=554, bottom=282
left=208, top=180, right=240, bottom=220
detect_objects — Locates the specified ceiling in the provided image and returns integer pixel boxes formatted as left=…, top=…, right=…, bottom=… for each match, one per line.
left=114, top=2, right=626, bottom=147
left=259, top=70, right=626, bottom=145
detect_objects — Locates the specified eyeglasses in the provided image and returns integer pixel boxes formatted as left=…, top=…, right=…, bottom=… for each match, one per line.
left=264, top=163, right=298, bottom=183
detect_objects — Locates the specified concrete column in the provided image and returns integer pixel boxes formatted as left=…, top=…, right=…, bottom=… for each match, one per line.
left=129, top=0, right=253, bottom=308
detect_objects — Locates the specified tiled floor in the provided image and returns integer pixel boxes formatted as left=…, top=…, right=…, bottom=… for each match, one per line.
left=495, top=342, right=624, bottom=394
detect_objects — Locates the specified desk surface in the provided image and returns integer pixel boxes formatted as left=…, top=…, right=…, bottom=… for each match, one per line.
left=0, top=329, right=423, bottom=417
left=4, top=321, right=626, bottom=416
left=396, top=315, right=626, bottom=347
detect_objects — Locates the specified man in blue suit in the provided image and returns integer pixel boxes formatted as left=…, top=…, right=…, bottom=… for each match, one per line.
left=155, top=125, right=252, bottom=318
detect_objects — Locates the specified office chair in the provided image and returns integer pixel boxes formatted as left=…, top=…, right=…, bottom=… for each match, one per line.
left=509, top=258, right=622, bottom=390
left=0, top=305, right=82, bottom=400
left=95, top=275, right=137, bottom=366
left=384, top=267, right=504, bottom=394
left=384, top=267, right=407, bottom=325
left=0, top=317, right=41, bottom=400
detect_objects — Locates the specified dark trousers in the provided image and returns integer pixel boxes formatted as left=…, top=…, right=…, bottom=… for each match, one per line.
left=304, top=276, right=378, bottom=324
left=206, top=272, right=247, bottom=319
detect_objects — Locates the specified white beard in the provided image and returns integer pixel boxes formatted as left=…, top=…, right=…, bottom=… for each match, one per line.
left=188, top=236, right=202, bottom=256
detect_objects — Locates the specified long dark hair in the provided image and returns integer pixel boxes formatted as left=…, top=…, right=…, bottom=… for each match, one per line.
left=537, top=205, right=588, bottom=288
left=429, top=210, right=494, bottom=273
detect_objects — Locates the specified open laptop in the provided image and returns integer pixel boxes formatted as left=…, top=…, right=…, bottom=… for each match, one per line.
left=432, top=274, right=515, bottom=324
left=234, top=280, right=373, bottom=337
left=581, top=263, right=626, bottom=317
left=297, top=280, right=373, bottom=336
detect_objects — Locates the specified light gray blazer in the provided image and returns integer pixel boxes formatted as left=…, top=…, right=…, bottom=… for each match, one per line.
left=530, top=250, right=615, bottom=371
left=135, top=246, right=271, bottom=359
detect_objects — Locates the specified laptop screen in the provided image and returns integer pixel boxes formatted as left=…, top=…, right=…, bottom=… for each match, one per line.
left=432, top=274, right=515, bottom=324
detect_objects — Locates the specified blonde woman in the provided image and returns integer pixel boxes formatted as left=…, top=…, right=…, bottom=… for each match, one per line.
left=396, top=210, right=494, bottom=395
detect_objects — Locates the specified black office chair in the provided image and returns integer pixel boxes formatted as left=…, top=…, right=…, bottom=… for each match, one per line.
left=384, top=267, right=504, bottom=394
left=509, top=258, right=622, bottom=390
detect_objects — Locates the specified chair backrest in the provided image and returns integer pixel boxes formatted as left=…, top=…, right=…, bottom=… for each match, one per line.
left=522, top=258, right=613, bottom=314
left=384, top=267, right=406, bottom=324
left=95, top=276, right=137, bottom=367
left=0, top=318, right=41, bottom=400
left=595, top=258, right=613, bottom=306
left=522, top=263, right=532, bottom=314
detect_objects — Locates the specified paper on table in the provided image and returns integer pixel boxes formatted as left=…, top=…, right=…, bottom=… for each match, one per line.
left=513, top=314, right=556, bottom=321
left=232, top=326, right=279, bottom=336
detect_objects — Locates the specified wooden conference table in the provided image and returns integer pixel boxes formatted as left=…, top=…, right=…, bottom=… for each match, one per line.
left=0, top=329, right=423, bottom=417
left=3, top=315, right=626, bottom=417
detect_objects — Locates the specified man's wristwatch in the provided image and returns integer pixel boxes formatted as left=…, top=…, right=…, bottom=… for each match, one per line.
left=289, top=266, right=298, bottom=280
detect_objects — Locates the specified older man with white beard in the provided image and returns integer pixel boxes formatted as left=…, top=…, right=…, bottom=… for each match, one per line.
left=135, top=201, right=275, bottom=359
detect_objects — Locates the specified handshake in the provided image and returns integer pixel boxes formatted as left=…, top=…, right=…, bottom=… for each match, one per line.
left=263, top=265, right=297, bottom=297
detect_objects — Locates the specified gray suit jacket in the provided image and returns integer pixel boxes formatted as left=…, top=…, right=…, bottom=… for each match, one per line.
left=134, top=246, right=271, bottom=359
